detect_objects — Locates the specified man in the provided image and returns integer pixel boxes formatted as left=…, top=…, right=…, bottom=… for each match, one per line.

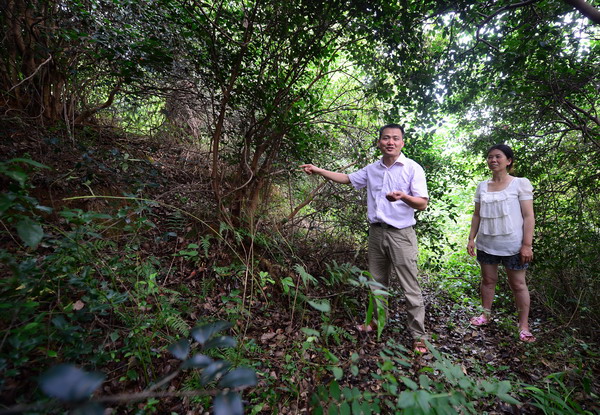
left=300, top=123, right=429, bottom=353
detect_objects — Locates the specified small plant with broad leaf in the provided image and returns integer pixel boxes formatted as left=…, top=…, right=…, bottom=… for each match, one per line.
left=311, top=339, right=522, bottom=414
left=345, top=270, right=389, bottom=340
left=10, top=321, right=257, bottom=415
left=522, top=371, right=598, bottom=415
left=0, top=158, right=51, bottom=249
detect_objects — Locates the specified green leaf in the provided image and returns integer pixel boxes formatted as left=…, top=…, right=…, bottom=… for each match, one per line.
left=332, top=366, right=343, bottom=380
left=167, top=338, right=190, bottom=360
left=342, top=387, right=353, bottom=400
left=191, top=321, right=233, bottom=345
left=214, top=391, right=243, bottom=415
left=16, top=217, right=44, bottom=249
left=498, top=393, right=520, bottom=405
left=6, top=158, right=50, bottom=169
left=201, top=361, right=231, bottom=385
left=419, top=375, right=431, bottom=390
left=351, top=399, right=364, bottom=415
left=329, top=380, right=341, bottom=400
left=39, top=364, right=105, bottom=402
left=218, top=367, right=257, bottom=389
left=203, top=335, right=237, bottom=349
left=181, top=354, right=213, bottom=369
left=301, top=327, right=321, bottom=337
left=397, top=391, right=415, bottom=409
left=35, top=205, right=53, bottom=214
left=400, top=376, right=418, bottom=391
left=0, top=193, right=14, bottom=215
left=308, top=299, right=331, bottom=313
left=366, top=296, right=374, bottom=325
left=4, top=169, right=28, bottom=186
left=294, top=264, right=318, bottom=286
left=415, top=390, right=432, bottom=411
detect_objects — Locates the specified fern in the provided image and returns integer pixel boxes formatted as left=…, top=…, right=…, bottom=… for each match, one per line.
left=199, top=234, right=212, bottom=257
left=164, top=211, right=187, bottom=233
left=294, top=264, right=318, bottom=287
left=165, top=314, right=191, bottom=337
left=321, top=324, right=352, bottom=345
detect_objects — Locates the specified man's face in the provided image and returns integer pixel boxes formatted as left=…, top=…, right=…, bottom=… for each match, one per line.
left=378, top=127, right=404, bottom=157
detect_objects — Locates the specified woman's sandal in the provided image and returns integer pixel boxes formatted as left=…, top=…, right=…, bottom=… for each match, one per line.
left=469, top=314, right=490, bottom=326
left=355, top=321, right=377, bottom=333
left=413, top=339, right=427, bottom=354
left=519, top=330, right=536, bottom=343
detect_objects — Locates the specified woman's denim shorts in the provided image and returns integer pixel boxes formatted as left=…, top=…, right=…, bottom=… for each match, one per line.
left=476, top=249, right=529, bottom=270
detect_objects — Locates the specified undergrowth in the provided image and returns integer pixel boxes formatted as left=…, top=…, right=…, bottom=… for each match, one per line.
left=2, top=157, right=599, bottom=414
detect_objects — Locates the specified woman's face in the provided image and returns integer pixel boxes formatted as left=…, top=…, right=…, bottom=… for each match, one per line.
left=487, top=149, right=512, bottom=172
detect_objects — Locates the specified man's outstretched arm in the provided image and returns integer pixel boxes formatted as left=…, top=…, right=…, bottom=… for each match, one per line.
left=299, top=164, right=351, bottom=184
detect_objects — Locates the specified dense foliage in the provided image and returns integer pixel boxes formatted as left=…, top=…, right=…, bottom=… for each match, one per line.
left=1, top=0, right=599, bottom=413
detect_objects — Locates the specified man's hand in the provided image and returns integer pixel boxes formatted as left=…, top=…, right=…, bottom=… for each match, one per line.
left=299, top=164, right=320, bottom=175
left=385, top=191, right=406, bottom=202
left=299, top=164, right=350, bottom=184
left=386, top=191, right=428, bottom=210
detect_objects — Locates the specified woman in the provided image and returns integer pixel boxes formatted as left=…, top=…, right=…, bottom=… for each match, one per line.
left=467, top=144, right=536, bottom=343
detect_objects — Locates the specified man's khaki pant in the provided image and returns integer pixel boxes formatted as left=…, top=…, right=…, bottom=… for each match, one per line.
left=368, top=225, right=427, bottom=340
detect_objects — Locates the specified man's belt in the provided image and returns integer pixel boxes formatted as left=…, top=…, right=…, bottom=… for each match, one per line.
left=370, top=222, right=399, bottom=230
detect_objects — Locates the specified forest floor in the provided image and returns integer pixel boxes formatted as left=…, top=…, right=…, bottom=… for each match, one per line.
left=1, top=121, right=599, bottom=414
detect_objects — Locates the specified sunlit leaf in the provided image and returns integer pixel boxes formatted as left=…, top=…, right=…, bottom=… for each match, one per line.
left=300, top=327, right=320, bottom=337
left=498, top=393, right=520, bottom=405
left=307, top=299, right=330, bottom=313
left=332, top=367, right=343, bottom=380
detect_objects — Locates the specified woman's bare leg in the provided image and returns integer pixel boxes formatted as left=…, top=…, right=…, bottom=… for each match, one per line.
left=506, top=268, right=531, bottom=332
left=480, top=263, right=499, bottom=315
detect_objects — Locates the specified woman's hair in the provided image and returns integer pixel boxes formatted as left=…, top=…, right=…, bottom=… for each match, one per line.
left=487, top=144, right=514, bottom=172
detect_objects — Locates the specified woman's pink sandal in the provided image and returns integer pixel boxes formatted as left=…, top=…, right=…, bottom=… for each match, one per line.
left=355, top=321, right=377, bottom=333
left=413, top=339, right=427, bottom=354
left=470, top=315, right=490, bottom=326
left=519, top=330, right=536, bottom=343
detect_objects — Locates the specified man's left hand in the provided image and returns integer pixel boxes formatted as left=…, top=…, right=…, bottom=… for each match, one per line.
left=386, top=191, right=405, bottom=202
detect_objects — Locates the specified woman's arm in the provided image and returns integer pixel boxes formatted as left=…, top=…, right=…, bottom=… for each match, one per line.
left=519, top=199, right=535, bottom=263
left=467, top=202, right=481, bottom=257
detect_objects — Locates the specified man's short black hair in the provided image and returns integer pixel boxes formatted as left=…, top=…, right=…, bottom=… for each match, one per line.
left=379, top=123, right=405, bottom=138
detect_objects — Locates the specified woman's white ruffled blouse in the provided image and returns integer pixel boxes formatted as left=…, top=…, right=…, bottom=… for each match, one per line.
left=474, top=177, right=533, bottom=256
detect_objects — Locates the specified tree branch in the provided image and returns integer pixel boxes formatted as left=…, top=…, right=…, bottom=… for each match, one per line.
left=287, top=161, right=357, bottom=222
left=562, top=0, right=600, bottom=24
left=74, top=82, right=122, bottom=124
